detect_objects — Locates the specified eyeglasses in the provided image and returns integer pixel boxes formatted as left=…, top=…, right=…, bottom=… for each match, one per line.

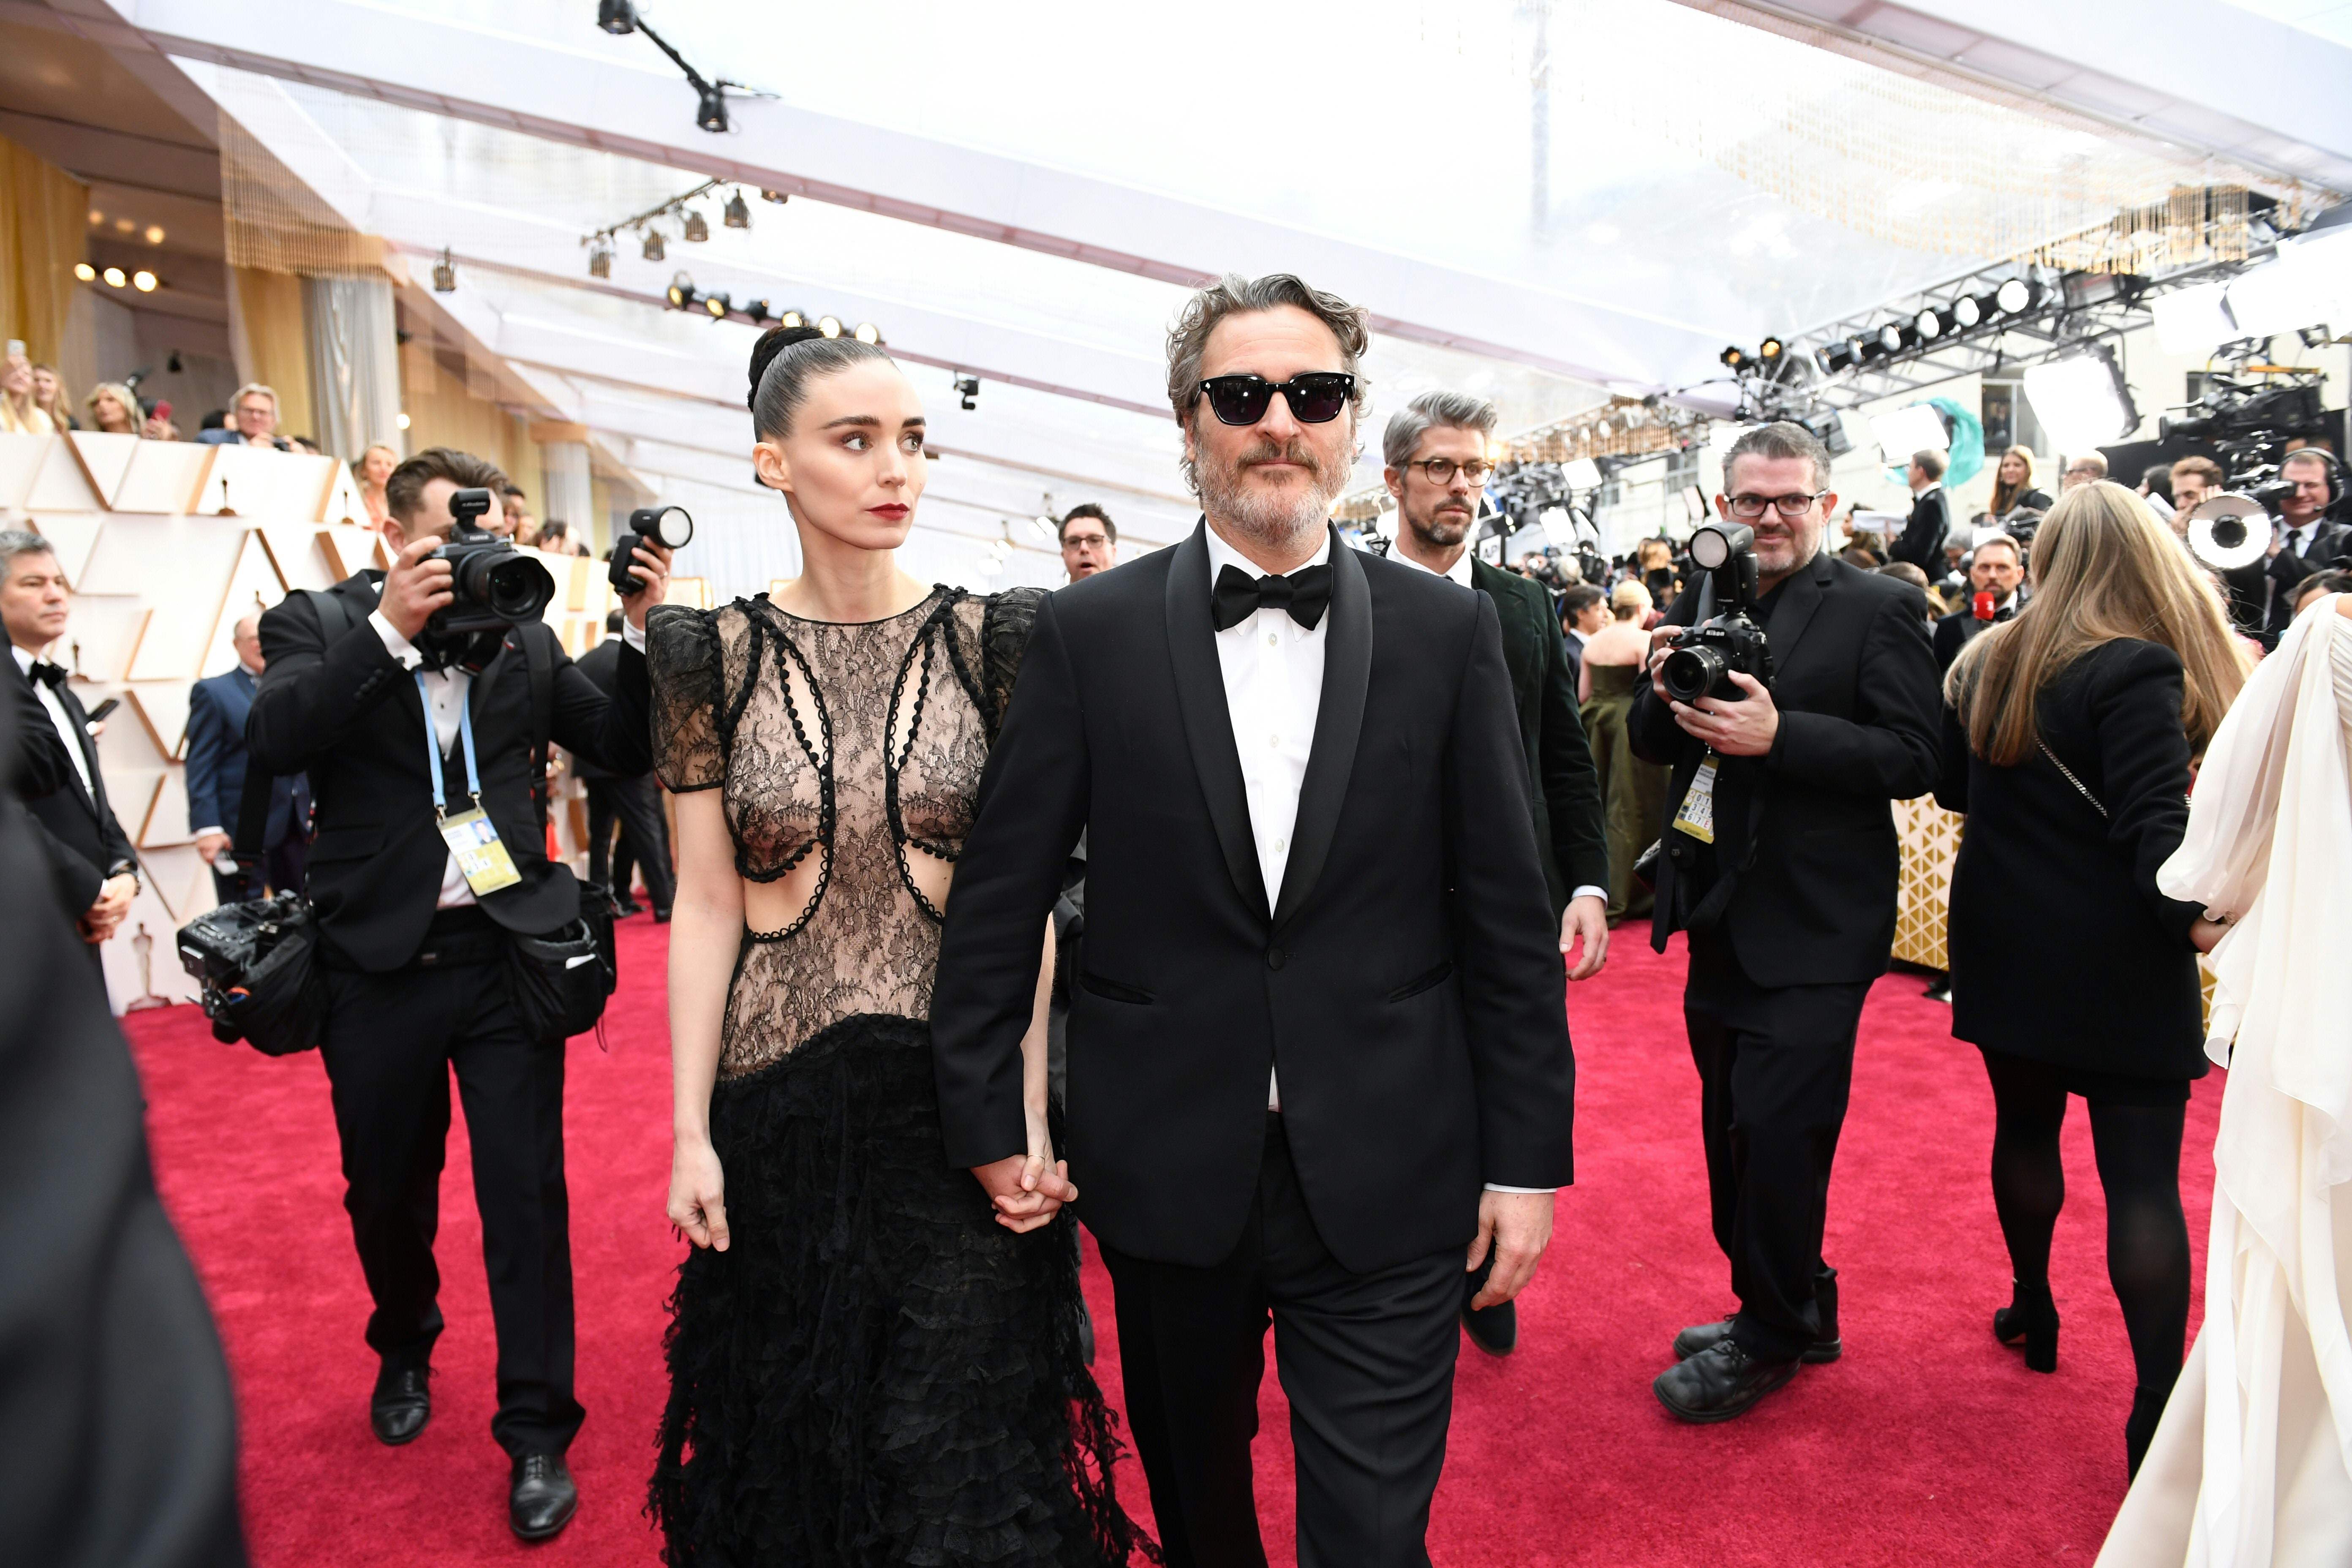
left=1194, top=372, right=1356, bottom=427
left=1405, top=457, right=1495, bottom=486
left=1724, top=491, right=1827, bottom=519
left=1062, top=531, right=1110, bottom=548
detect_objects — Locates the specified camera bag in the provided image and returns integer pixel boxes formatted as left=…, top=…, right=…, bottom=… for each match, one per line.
left=500, top=624, right=621, bottom=1042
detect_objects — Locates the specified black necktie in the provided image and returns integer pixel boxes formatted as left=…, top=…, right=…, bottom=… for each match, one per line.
left=1213, top=563, right=1333, bottom=632
left=27, top=659, right=65, bottom=689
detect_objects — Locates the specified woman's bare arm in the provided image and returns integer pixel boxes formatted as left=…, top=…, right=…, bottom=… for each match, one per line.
left=667, top=789, right=744, bottom=1250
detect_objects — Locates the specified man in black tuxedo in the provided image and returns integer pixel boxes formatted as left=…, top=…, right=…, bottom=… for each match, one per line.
left=1561, top=582, right=1606, bottom=692
left=185, top=612, right=309, bottom=904
left=1631, top=422, right=1941, bottom=1422
left=572, top=610, right=672, bottom=919
left=2264, top=449, right=2351, bottom=639
left=1889, top=447, right=1951, bottom=572
left=246, top=449, right=669, bottom=1541
left=1932, top=532, right=2024, bottom=673
left=932, top=275, right=1573, bottom=1568
left=2, top=531, right=140, bottom=977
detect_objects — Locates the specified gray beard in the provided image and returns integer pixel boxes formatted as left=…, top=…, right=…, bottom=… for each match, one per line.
left=1197, top=455, right=1347, bottom=558
left=1407, top=504, right=1472, bottom=550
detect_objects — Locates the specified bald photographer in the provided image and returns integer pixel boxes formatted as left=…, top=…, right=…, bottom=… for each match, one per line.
left=245, top=448, right=671, bottom=1542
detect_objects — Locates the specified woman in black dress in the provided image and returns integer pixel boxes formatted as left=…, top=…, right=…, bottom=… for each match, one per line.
left=648, top=325, right=1149, bottom=1564
left=1937, top=481, right=2248, bottom=1476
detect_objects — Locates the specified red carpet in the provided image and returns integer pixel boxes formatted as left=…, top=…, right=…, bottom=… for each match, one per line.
left=126, top=918, right=2217, bottom=1565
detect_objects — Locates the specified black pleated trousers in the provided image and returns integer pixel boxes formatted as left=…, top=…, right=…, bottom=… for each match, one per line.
left=1683, top=930, right=1870, bottom=1362
left=585, top=774, right=672, bottom=911
left=316, top=909, right=583, bottom=1457
left=1100, top=1114, right=1462, bottom=1568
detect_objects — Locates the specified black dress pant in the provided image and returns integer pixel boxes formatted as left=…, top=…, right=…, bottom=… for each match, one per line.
left=1684, top=931, right=1870, bottom=1363
left=1099, top=1114, right=1462, bottom=1568
left=317, top=909, right=583, bottom=1457
left=209, top=834, right=306, bottom=907
left=585, top=774, right=672, bottom=911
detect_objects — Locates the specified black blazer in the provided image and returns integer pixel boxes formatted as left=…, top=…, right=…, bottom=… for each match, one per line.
left=2265, top=521, right=2352, bottom=637
left=1470, top=555, right=1608, bottom=912
left=1933, top=601, right=2018, bottom=673
left=9, top=656, right=138, bottom=920
left=1935, top=639, right=2207, bottom=1077
left=184, top=667, right=308, bottom=846
left=565, top=638, right=634, bottom=782
left=931, top=524, right=1574, bottom=1275
left=1891, top=487, right=1950, bottom=571
left=246, top=574, right=651, bottom=971
left=1631, top=548, right=1943, bottom=987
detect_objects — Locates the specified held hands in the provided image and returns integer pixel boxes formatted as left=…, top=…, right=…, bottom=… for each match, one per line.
left=970, top=1123, right=1078, bottom=1235
left=617, top=541, right=674, bottom=632
left=1562, top=893, right=1609, bottom=981
left=669, top=1135, right=730, bottom=1251
left=1467, top=1189, right=1554, bottom=1311
left=379, top=533, right=453, bottom=642
left=2189, top=916, right=2230, bottom=955
left=1667, top=671, right=1780, bottom=757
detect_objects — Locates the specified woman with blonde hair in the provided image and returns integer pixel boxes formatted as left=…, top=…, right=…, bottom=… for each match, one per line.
left=82, top=381, right=172, bottom=438
left=1936, top=481, right=2249, bottom=1477
left=1580, top=577, right=1671, bottom=920
left=351, top=443, right=398, bottom=529
left=1988, top=446, right=2054, bottom=520
left=0, top=355, right=53, bottom=435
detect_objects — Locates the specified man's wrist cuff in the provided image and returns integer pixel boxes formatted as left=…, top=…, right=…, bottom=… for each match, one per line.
left=1483, top=1183, right=1557, bottom=1195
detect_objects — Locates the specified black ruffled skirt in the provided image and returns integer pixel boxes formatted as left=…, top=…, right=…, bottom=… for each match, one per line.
left=650, top=1013, right=1152, bottom=1567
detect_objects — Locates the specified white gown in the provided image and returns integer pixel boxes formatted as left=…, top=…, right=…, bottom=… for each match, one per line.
left=2099, top=596, right=2352, bottom=1568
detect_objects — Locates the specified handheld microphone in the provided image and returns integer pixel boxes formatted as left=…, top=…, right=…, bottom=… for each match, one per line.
left=1974, top=590, right=1996, bottom=621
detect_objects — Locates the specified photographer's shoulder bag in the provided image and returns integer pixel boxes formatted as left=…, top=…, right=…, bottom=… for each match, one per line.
left=175, top=588, right=357, bottom=1055
left=501, top=623, right=620, bottom=1043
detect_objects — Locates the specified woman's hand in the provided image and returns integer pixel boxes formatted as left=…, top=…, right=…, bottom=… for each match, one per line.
left=669, top=1136, right=730, bottom=1251
left=2189, top=916, right=2230, bottom=955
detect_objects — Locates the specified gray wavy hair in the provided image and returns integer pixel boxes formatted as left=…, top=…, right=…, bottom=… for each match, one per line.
left=1165, top=272, right=1370, bottom=421
left=0, top=529, right=55, bottom=572
left=1383, top=390, right=1497, bottom=470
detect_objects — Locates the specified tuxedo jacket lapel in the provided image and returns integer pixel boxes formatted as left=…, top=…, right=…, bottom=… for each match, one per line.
left=1762, top=547, right=1835, bottom=677
left=1165, top=522, right=1272, bottom=920
left=1272, top=528, right=1370, bottom=934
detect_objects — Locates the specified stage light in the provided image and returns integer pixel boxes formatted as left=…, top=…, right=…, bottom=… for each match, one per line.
left=1914, top=307, right=1948, bottom=340
left=760, top=188, right=789, bottom=204
left=697, top=84, right=729, bottom=133
left=2022, top=343, right=2140, bottom=452
left=1951, top=295, right=1984, bottom=329
left=743, top=299, right=772, bottom=325
left=2151, top=281, right=2234, bottom=355
left=1720, top=345, right=1749, bottom=369
left=704, top=291, right=731, bottom=319
left=817, top=316, right=843, bottom=338
left=101, top=265, right=126, bottom=288
left=666, top=273, right=696, bottom=310
left=74, top=262, right=96, bottom=282
left=395, top=411, right=411, bottom=430
left=1994, top=278, right=2040, bottom=316
left=722, top=190, right=750, bottom=229
left=1758, top=337, right=1784, bottom=361
left=778, top=309, right=806, bottom=329
left=587, top=239, right=612, bottom=279
left=1877, top=322, right=1915, bottom=354
left=1813, top=342, right=1848, bottom=376
left=1560, top=457, right=1604, bottom=489
left=1798, top=408, right=1854, bottom=458
left=955, top=373, right=980, bottom=411
left=597, top=0, right=636, bottom=33
left=132, top=270, right=157, bottom=292
left=145, top=225, right=165, bottom=245
left=1870, top=403, right=1949, bottom=458
left=683, top=208, right=709, bottom=243
left=641, top=228, right=665, bottom=261
left=852, top=322, right=882, bottom=344
left=431, top=249, right=457, bottom=292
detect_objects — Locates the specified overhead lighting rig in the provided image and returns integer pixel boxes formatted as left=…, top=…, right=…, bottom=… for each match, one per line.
left=585, top=178, right=759, bottom=277
left=662, top=273, right=881, bottom=340
left=594, top=1, right=776, bottom=135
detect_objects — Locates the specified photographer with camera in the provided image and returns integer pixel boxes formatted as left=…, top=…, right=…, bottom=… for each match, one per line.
left=245, top=448, right=670, bottom=1541
left=2263, top=449, right=2349, bottom=639
left=1631, top=421, right=1941, bottom=1423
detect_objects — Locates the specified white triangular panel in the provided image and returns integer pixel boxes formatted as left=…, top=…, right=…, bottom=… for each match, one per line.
left=126, top=682, right=194, bottom=762
left=114, top=441, right=211, bottom=514
left=23, top=436, right=104, bottom=512
left=140, top=762, right=193, bottom=848
left=58, top=600, right=151, bottom=683
left=80, top=515, right=244, bottom=599
left=259, top=524, right=339, bottom=591
left=191, top=446, right=338, bottom=522
left=97, top=763, right=165, bottom=834
left=199, top=533, right=290, bottom=678
left=27, top=513, right=105, bottom=587
left=318, top=524, right=387, bottom=581
left=0, top=433, right=49, bottom=511
left=320, top=466, right=370, bottom=528
left=67, top=432, right=141, bottom=506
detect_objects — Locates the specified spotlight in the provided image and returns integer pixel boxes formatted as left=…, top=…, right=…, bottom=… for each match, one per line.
left=587, top=237, right=613, bottom=279
left=597, top=0, right=636, bottom=33
left=1877, top=321, right=1917, bottom=354
left=760, top=188, right=789, bottom=204
left=1914, top=307, right=1944, bottom=340
left=696, top=83, right=729, bottom=133
left=704, top=291, right=731, bottom=319
left=955, top=373, right=980, bottom=411
left=1720, top=345, right=1749, bottom=369
left=1814, top=339, right=1857, bottom=376
left=1758, top=337, right=1784, bottom=361
left=132, top=270, right=158, bottom=293
left=642, top=228, right=665, bottom=261
left=2022, top=341, right=2139, bottom=450
left=1994, top=278, right=2041, bottom=316
left=1951, top=295, right=1984, bottom=329
left=74, top=261, right=96, bottom=282
left=683, top=208, right=709, bottom=243
left=723, top=190, right=750, bottom=229
left=145, top=225, right=165, bottom=245
left=743, top=299, right=773, bottom=325
left=102, top=265, right=127, bottom=288
left=778, top=309, right=806, bottom=329
left=431, top=249, right=457, bottom=292
left=395, top=411, right=411, bottom=430
left=852, top=322, right=882, bottom=345
left=167, top=351, right=182, bottom=373
left=666, top=273, right=696, bottom=310
left=817, top=315, right=843, bottom=338
left=1857, top=331, right=1892, bottom=363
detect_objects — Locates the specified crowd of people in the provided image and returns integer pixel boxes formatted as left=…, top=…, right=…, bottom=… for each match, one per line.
left=4, top=268, right=2349, bottom=1568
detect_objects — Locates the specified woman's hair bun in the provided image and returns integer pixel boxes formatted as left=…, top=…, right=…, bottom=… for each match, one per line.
left=747, top=325, right=829, bottom=411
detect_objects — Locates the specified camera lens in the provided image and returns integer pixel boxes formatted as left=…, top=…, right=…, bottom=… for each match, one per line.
left=484, top=553, right=556, bottom=623
left=2209, top=517, right=2246, bottom=551
left=1661, top=645, right=1727, bottom=705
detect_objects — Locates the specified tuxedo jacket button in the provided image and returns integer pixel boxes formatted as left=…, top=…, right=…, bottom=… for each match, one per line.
left=1266, top=947, right=1286, bottom=970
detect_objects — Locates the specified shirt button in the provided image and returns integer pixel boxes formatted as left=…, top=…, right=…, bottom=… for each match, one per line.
left=1266, top=632, right=1278, bottom=647
left=1268, top=732, right=1280, bottom=748
left=1272, top=835, right=1287, bottom=853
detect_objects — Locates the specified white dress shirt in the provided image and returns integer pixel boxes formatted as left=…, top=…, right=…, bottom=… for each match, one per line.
left=369, top=607, right=645, bottom=908
left=13, top=642, right=93, bottom=796
left=2283, top=518, right=2326, bottom=559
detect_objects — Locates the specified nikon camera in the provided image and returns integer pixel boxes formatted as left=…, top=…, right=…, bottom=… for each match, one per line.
left=425, top=486, right=556, bottom=641
left=1659, top=521, right=1775, bottom=705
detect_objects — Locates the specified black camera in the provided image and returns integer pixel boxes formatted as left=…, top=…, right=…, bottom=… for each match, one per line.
left=610, top=504, right=693, bottom=596
left=1660, top=521, right=1775, bottom=705
left=425, top=487, right=555, bottom=640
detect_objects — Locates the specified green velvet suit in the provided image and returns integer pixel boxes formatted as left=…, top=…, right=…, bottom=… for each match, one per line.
left=1469, top=556, right=1609, bottom=917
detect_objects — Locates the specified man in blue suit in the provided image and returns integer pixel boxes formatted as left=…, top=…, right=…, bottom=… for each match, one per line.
left=186, top=611, right=308, bottom=904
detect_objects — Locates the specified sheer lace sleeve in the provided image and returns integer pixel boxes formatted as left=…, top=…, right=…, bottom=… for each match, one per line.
left=978, top=586, right=1046, bottom=742
left=647, top=605, right=727, bottom=791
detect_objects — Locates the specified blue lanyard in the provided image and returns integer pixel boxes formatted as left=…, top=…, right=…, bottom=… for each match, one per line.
left=416, top=671, right=482, bottom=818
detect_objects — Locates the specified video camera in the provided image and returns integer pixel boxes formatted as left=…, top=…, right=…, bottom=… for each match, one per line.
left=1659, top=522, right=1775, bottom=705
left=2158, top=372, right=2329, bottom=504
left=424, top=487, right=555, bottom=644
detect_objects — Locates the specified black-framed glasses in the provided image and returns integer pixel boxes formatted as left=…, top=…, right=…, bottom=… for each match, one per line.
left=1405, top=457, right=1495, bottom=486
left=1195, top=372, right=1356, bottom=427
left=1724, top=490, right=1827, bottom=520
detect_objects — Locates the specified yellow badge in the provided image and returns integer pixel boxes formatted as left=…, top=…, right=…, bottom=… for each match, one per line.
left=1671, top=755, right=1720, bottom=845
left=438, top=807, right=522, bottom=895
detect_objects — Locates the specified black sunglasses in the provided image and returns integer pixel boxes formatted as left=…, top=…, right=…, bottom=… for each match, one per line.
left=1195, top=372, right=1356, bottom=427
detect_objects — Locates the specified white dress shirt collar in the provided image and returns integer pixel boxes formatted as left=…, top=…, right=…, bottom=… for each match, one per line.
left=1386, top=536, right=1473, bottom=587
left=1203, top=520, right=1332, bottom=584
left=14, top=641, right=93, bottom=796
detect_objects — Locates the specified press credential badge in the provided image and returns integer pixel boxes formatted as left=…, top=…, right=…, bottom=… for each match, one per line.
left=440, top=807, right=522, bottom=895
left=1672, top=753, right=1720, bottom=845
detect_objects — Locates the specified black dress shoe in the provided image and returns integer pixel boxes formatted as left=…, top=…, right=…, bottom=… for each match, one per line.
left=1653, top=1339, right=1800, bottom=1423
left=369, top=1365, right=431, bottom=1446
left=509, top=1454, right=578, bottom=1542
left=1993, top=1282, right=2060, bottom=1373
left=1673, top=1314, right=1840, bottom=1365
left=613, top=898, right=643, bottom=917
left=651, top=907, right=672, bottom=924
left=1463, top=1298, right=1518, bottom=1356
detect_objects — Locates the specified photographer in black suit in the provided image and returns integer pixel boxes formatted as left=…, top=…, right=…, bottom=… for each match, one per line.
left=246, top=448, right=670, bottom=1541
left=574, top=610, right=673, bottom=920
left=1889, top=448, right=1951, bottom=572
left=1632, top=422, right=1941, bottom=1422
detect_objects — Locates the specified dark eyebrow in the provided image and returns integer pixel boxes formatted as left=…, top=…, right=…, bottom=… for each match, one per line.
left=820, top=414, right=882, bottom=430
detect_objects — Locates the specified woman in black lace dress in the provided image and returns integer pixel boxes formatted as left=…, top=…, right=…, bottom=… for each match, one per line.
left=647, top=325, right=1149, bottom=1565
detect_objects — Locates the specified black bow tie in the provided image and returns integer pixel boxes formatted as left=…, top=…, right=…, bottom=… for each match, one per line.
left=26, top=659, right=65, bottom=689
left=1213, top=563, right=1333, bottom=632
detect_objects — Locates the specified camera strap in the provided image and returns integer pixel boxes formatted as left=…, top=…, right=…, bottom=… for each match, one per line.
left=419, top=672, right=520, bottom=896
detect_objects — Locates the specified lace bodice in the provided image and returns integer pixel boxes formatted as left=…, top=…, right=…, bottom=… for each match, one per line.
left=647, top=588, right=1040, bottom=1076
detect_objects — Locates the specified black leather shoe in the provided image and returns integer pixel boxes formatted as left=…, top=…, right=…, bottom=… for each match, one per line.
left=1463, top=1298, right=1518, bottom=1356
left=369, top=1364, right=431, bottom=1446
left=1673, top=1314, right=1840, bottom=1365
left=652, top=907, right=672, bottom=924
left=1994, top=1282, right=2060, bottom=1373
left=509, top=1454, right=578, bottom=1542
left=1653, top=1339, right=1801, bottom=1423
left=613, top=898, right=643, bottom=917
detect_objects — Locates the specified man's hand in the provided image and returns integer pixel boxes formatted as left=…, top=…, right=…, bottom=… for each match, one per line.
left=2190, top=916, right=2230, bottom=955
left=81, top=872, right=137, bottom=943
left=1561, top=893, right=1609, bottom=981
left=378, top=533, right=452, bottom=642
left=617, top=541, right=675, bottom=632
left=1645, top=625, right=1682, bottom=700
left=1668, top=670, right=1780, bottom=757
left=970, top=1152, right=1077, bottom=1235
left=1466, top=1190, right=1554, bottom=1311
left=194, top=830, right=232, bottom=864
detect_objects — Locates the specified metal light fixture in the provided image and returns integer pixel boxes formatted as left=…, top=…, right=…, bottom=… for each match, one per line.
left=1994, top=278, right=2040, bottom=316
left=132, top=270, right=158, bottom=293
left=697, top=83, right=729, bottom=133
left=760, top=188, right=789, bottom=204
left=704, top=291, right=731, bottom=319
left=641, top=228, right=665, bottom=261
left=73, top=261, right=96, bottom=282
left=778, top=309, right=806, bottom=329
left=1757, top=337, right=1784, bottom=362
left=817, top=315, right=843, bottom=338
left=1814, top=340, right=1856, bottom=376
left=1951, top=295, right=1984, bottom=329
left=586, top=237, right=613, bottom=279
left=683, top=208, right=709, bottom=243
left=722, top=190, right=750, bottom=229
left=955, top=373, right=980, bottom=410
left=666, top=273, right=696, bottom=311
left=431, top=248, right=457, bottom=292
left=1720, top=345, right=1749, bottom=369
left=852, top=322, right=882, bottom=345
left=743, top=299, right=773, bottom=325
left=597, top=0, right=636, bottom=33
left=1914, top=306, right=1944, bottom=340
